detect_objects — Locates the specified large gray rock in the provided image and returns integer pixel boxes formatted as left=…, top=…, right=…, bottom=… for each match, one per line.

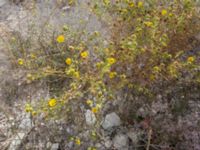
left=0, top=0, right=6, bottom=7
left=102, top=112, right=121, bottom=130
left=113, top=133, right=129, bottom=150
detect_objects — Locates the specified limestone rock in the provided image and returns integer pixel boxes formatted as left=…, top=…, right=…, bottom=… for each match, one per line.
left=51, top=143, right=59, bottom=150
left=85, top=109, right=96, bottom=126
left=102, top=112, right=121, bottom=130
left=113, top=133, right=128, bottom=150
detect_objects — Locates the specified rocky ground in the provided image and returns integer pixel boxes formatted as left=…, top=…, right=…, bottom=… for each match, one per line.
left=0, top=0, right=200, bottom=150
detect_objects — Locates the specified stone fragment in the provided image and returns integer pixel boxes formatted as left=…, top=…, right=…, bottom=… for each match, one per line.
left=113, top=133, right=128, bottom=150
left=85, top=109, right=96, bottom=125
left=102, top=112, right=121, bottom=130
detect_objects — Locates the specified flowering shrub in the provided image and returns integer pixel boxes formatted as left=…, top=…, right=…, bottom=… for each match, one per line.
left=94, top=0, right=200, bottom=95
left=8, top=0, right=199, bottom=126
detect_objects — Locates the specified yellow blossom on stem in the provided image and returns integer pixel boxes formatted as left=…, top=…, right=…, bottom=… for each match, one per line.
left=138, top=1, right=143, bottom=8
left=153, top=66, right=161, bottom=73
left=32, top=111, right=37, bottom=116
left=30, top=53, right=37, bottom=59
left=25, top=104, right=33, bottom=112
left=81, top=51, right=89, bottom=59
left=48, top=98, right=57, bottom=107
left=169, top=13, right=173, bottom=17
left=66, top=68, right=76, bottom=75
left=92, top=107, right=99, bottom=113
left=161, top=9, right=167, bottom=16
left=56, top=35, right=65, bottom=43
left=69, top=45, right=75, bottom=50
left=96, top=61, right=104, bottom=68
left=65, top=58, right=72, bottom=65
left=109, top=71, right=117, bottom=79
left=107, top=57, right=116, bottom=65
left=74, top=71, right=80, bottom=79
left=187, top=56, right=195, bottom=64
left=129, top=2, right=134, bottom=7
left=18, top=58, right=24, bottom=65
left=86, top=100, right=93, bottom=106
left=75, top=138, right=81, bottom=145
left=26, top=73, right=33, bottom=80
left=144, top=21, right=153, bottom=27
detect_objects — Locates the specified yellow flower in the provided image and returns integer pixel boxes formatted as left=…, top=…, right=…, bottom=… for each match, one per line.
left=144, top=21, right=153, bottom=27
left=107, top=57, right=116, bottom=65
left=75, top=138, right=81, bottom=145
left=103, top=0, right=110, bottom=5
left=91, top=107, right=99, bottom=113
left=69, top=45, right=75, bottom=50
left=65, top=58, right=72, bottom=65
left=161, top=9, right=167, bottom=16
left=150, top=74, right=155, bottom=80
left=81, top=51, right=89, bottom=59
left=32, top=111, right=37, bottom=116
left=63, top=25, right=69, bottom=31
left=25, top=104, right=33, bottom=112
left=96, top=104, right=102, bottom=109
left=94, top=31, right=100, bottom=36
left=74, top=71, right=80, bottom=79
left=86, top=100, right=93, bottom=106
left=66, top=68, right=76, bottom=75
left=138, top=1, right=143, bottom=8
left=48, top=98, right=57, bottom=107
left=26, top=73, right=33, bottom=80
left=69, top=0, right=75, bottom=5
left=109, top=71, right=117, bottom=79
left=187, top=56, right=195, bottom=64
left=129, top=2, right=134, bottom=7
left=18, top=58, right=24, bottom=65
left=153, top=66, right=161, bottom=73
left=70, top=137, right=74, bottom=141
left=30, top=53, right=37, bottom=59
left=87, top=147, right=97, bottom=150
left=168, top=13, right=173, bottom=17
left=56, top=35, right=65, bottom=43
left=96, top=61, right=104, bottom=68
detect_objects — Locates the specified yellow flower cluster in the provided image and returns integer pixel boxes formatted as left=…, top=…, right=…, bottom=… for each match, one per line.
left=144, top=21, right=153, bottom=27
left=25, top=104, right=33, bottom=112
left=86, top=99, right=101, bottom=114
left=86, top=99, right=93, bottom=107
left=66, top=68, right=80, bottom=79
left=91, top=104, right=101, bottom=113
left=96, top=61, right=104, bottom=68
left=109, top=71, right=117, bottom=79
